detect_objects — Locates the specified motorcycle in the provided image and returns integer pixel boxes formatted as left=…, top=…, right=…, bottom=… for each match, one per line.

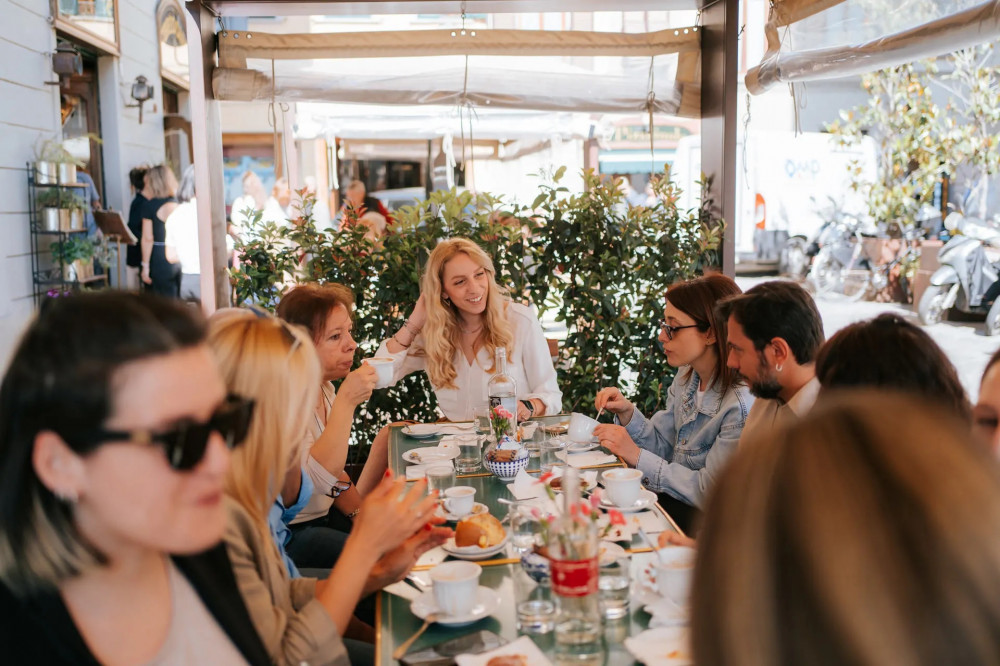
left=918, top=212, right=1000, bottom=335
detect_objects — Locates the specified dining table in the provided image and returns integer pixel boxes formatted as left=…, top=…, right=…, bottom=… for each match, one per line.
left=376, top=414, right=687, bottom=665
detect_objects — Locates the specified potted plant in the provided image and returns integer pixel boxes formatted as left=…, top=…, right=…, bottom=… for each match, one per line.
left=50, top=236, right=95, bottom=282
left=36, top=188, right=70, bottom=232
left=32, top=138, right=62, bottom=185
left=65, top=194, right=88, bottom=231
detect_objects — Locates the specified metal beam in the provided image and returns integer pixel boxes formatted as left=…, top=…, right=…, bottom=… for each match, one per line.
left=699, top=0, right=738, bottom=277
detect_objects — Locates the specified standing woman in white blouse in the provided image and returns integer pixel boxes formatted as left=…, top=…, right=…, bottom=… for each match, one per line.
left=378, top=238, right=561, bottom=422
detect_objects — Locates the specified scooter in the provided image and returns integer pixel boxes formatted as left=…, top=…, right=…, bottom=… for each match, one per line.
left=918, top=213, right=1000, bottom=335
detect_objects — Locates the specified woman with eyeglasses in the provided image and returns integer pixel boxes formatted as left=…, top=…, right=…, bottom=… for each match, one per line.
left=208, top=312, right=442, bottom=666
left=0, top=292, right=269, bottom=664
left=594, top=274, right=752, bottom=533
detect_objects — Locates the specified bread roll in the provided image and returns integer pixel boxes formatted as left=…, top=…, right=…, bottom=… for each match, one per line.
left=454, top=512, right=506, bottom=548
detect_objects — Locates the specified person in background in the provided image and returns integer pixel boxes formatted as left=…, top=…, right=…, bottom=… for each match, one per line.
left=262, top=177, right=292, bottom=227
left=972, top=347, right=1000, bottom=455
left=0, top=292, right=269, bottom=664
left=141, top=164, right=182, bottom=298
left=76, top=167, right=102, bottom=237
left=692, top=391, right=1000, bottom=666
left=815, top=313, right=970, bottom=421
left=208, top=313, right=442, bottom=666
left=594, top=275, right=752, bottom=533
left=716, top=280, right=825, bottom=448
left=230, top=171, right=267, bottom=230
left=356, top=211, right=387, bottom=246
left=125, top=164, right=150, bottom=289
left=165, top=165, right=202, bottom=302
left=303, top=175, right=333, bottom=230
left=379, top=238, right=561, bottom=422
left=339, top=180, right=391, bottom=228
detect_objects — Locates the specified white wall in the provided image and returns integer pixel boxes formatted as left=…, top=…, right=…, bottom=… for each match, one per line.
left=0, top=0, right=165, bottom=367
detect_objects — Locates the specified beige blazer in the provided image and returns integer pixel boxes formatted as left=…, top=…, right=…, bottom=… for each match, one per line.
left=224, top=498, right=349, bottom=666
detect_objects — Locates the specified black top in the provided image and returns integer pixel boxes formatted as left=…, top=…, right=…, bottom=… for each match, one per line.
left=0, top=544, right=271, bottom=665
left=143, top=196, right=178, bottom=279
left=125, top=193, right=147, bottom=268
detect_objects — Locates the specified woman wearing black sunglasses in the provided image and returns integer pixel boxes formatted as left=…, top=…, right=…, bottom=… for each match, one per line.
left=0, top=292, right=269, bottom=665
left=593, top=274, right=754, bottom=534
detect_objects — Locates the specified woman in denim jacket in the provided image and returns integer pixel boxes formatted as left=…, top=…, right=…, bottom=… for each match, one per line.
left=594, top=275, right=753, bottom=519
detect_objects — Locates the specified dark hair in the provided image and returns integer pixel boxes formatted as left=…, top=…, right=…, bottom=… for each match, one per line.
left=816, top=313, right=970, bottom=421
left=716, top=280, right=824, bottom=365
left=666, top=274, right=743, bottom=390
left=0, top=292, right=206, bottom=592
left=129, top=165, right=149, bottom=191
left=276, top=283, right=355, bottom=344
left=176, top=164, right=196, bottom=204
left=983, top=348, right=1000, bottom=384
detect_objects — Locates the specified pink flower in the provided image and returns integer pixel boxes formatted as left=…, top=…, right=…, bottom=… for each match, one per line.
left=537, top=471, right=555, bottom=484
left=589, top=493, right=601, bottom=509
left=493, top=405, right=514, bottom=419
left=608, top=509, right=626, bottom=526
left=531, top=507, right=542, bottom=519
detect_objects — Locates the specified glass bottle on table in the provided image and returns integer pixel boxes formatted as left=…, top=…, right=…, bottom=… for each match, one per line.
left=548, top=467, right=601, bottom=647
left=487, top=347, right=517, bottom=442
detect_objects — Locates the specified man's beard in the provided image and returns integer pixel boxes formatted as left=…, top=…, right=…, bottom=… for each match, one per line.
left=745, top=359, right=783, bottom=400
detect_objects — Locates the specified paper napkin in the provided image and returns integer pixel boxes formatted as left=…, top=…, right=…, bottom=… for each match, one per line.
left=624, top=627, right=693, bottom=665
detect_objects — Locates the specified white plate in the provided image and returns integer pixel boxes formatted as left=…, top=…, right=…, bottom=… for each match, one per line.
left=403, top=444, right=460, bottom=464
left=410, top=586, right=502, bottom=627
left=402, top=424, right=443, bottom=439
left=546, top=474, right=598, bottom=493
left=441, top=535, right=509, bottom=561
left=598, top=541, right=627, bottom=566
left=624, top=627, right=693, bottom=665
left=435, top=502, right=489, bottom=522
left=600, top=488, right=658, bottom=513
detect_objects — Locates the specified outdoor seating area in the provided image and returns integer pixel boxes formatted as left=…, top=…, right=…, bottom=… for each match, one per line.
left=6, top=1, right=1000, bottom=665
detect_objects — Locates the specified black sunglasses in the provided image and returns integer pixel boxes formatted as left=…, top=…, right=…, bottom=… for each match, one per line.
left=75, top=394, right=255, bottom=471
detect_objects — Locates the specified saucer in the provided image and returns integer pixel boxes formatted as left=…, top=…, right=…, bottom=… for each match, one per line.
left=441, top=535, right=509, bottom=561
left=565, top=441, right=597, bottom=454
left=600, top=488, right=657, bottom=513
left=403, top=444, right=460, bottom=464
left=598, top=541, right=627, bottom=566
left=410, top=587, right=502, bottom=627
left=402, top=424, right=443, bottom=439
left=436, top=502, right=488, bottom=522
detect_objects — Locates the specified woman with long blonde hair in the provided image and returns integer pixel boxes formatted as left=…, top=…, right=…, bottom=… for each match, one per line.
left=379, top=238, right=561, bottom=421
left=209, top=313, right=440, bottom=666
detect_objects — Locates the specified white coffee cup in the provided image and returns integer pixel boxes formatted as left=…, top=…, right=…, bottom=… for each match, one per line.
left=443, top=486, right=476, bottom=516
left=602, top=468, right=643, bottom=508
left=568, top=412, right=599, bottom=443
left=430, top=561, right=482, bottom=617
left=365, top=357, right=394, bottom=389
left=653, top=546, right=696, bottom=606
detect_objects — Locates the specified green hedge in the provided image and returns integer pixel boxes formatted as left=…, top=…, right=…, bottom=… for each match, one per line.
left=231, top=167, right=723, bottom=462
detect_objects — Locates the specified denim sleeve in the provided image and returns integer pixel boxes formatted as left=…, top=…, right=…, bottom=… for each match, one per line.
left=635, top=393, right=748, bottom=509
left=621, top=377, right=679, bottom=460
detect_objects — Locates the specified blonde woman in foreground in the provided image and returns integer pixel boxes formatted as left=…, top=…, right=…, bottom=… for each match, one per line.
left=379, top=238, right=561, bottom=422
left=209, top=313, right=440, bottom=666
left=692, top=390, right=1000, bottom=666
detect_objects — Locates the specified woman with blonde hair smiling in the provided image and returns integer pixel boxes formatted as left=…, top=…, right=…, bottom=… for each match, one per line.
left=379, top=238, right=561, bottom=421
left=692, top=391, right=1000, bottom=666
left=208, top=313, right=441, bottom=666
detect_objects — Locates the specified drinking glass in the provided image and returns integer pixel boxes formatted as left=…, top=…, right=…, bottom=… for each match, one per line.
left=524, top=422, right=544, bottom=458
left=540, top=438, right=566, bottom=474
left=513, top=567, right=555, bottom=634
left=598, top=555, right=631, bottom=620
left=454, top=435, right=483, bottom=474
left=425, top=465, right=455, bottom=493
left=473, top=406, right=491, bottom=435
left=509, top=504, right=542, bottom=554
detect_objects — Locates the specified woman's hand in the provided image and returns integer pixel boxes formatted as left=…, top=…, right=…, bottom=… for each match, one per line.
left=595, top=387, right=634, bottom=421
left=594, top=424, right=641, bottom=467
left=351, top=474, right=439, bottom=559
left=408, top=293, right=428, bottom=331
left=141, top=266, right=152, bottom=285
left=365, top=519, right=453, bottom=592
left=337, top=364, right=377, bottom=408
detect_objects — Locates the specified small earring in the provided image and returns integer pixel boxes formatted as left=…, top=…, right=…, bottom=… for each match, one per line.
left=775, top=364, right=783, bottom=372
left=55, top=489, right=78, bottom=503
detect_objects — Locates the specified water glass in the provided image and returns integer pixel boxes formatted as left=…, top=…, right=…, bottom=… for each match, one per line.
left=598, top=555, right=631, bottom=620
left=473, top=406, right=491, bottom=435
left=513, top=567, right=555, bottom=634
left=509, top=504, right=542, bottom=554
left=540, top=438, right=566, bottom=474
left=524, top=423, right=544, bottom=458
left=425, top=465, right=455, bottom=493
left=455, top=435, right=483, bottom=474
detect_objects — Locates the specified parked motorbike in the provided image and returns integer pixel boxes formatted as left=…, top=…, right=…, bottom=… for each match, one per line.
left=918, top=213, right=1000, bottom=335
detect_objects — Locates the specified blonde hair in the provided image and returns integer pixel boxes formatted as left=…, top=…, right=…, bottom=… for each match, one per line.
left=419, top=238, right=513, bottom=389
left=145, top=164, right=178, bottom=199
left=207, top=313, right=321, bottom=534
left=692, top=390, right=1000, bottom=666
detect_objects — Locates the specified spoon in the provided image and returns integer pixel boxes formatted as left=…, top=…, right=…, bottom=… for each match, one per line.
left=638, top=526, right=667, bottom=565
left=392, top=613, right=439, bottom=659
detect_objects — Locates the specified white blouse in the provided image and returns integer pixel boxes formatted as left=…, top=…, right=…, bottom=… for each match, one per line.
left=292, top=382, right=341, bottom=525
left=376, top=302, right=562, bottom=422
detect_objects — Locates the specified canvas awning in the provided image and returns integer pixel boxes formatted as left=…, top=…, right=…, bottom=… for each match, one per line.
left=746, top=0, right=1000, bottom=94
left=212, top=24, right=702, bottom=116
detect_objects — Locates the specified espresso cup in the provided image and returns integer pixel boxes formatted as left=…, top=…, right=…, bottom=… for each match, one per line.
left=364, top=357, right=394, bottom=389
left=443, top=485, right=476, bottom=516
left=430, top=561, right=482, bottom=617
left=568, top=412, right=599, bottom=443
left=653, top=546, right=696, bottom=606
left=602, top=468, right=643, bottom=508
